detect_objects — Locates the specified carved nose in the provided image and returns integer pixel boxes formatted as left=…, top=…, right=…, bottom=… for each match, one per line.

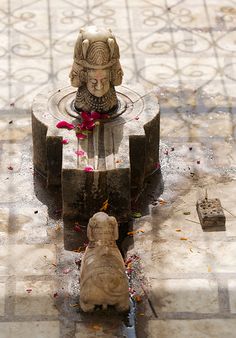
left=95, top=81, right=103, bottom=90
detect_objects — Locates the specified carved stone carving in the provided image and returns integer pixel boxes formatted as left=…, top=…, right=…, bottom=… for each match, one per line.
left=79, top=212, right=130, bottom=312
left=70, top=26, right=123, bottom=113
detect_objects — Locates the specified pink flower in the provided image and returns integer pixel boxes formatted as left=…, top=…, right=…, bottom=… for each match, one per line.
left=135, top=116, right=139, bottom=120
left=84, top=165, right=94, bottom=172
left=80, top=111, right=93, bottom=122
left=75, top=150, right=85, bottom=157
left=61, top=138, right=69, bottom=144
left=78, top=120, right=95, bottom=131
left=74, top=224, right=82, bottom=232
left=156, top=162, right=161, bottom=169
left=76, top=133, right=87, bottom=139
left=56, top=120, right=75, bottom=130
left=90, top=111, right=101, bottom=120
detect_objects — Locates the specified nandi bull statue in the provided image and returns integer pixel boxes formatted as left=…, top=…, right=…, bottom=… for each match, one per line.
left=79, top=212, right=130, bottom=312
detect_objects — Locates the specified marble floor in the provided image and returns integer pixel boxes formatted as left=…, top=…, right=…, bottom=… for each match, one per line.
left=0, top=0, right=236, bottom=337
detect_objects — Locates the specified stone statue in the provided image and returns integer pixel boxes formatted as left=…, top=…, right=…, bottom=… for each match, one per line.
left=79, top=212, right=130, bottom=312
left=70, top=26, right=123, bottom=114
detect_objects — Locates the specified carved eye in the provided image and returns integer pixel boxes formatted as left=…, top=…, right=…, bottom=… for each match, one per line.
left=101, top=78, right=108, bottom=84
left=90, top=79, right=97, bottom=85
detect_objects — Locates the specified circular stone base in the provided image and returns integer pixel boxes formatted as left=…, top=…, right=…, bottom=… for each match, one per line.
left=32, top=84, right=160, bottom=222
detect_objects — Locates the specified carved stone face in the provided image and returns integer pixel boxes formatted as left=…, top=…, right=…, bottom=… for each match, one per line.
left=86, top=69, right=110, bottom=97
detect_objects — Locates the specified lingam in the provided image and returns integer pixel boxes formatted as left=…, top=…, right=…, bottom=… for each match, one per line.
left=32, top=25, right=160, bottom=235
left=79, top=212, right=129, bottom=312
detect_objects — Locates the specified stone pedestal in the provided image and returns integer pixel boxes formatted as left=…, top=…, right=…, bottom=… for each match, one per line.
left=32, top=84, right=160, bottom=222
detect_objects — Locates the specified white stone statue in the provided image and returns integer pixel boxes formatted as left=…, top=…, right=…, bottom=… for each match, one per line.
left=79, top=212, right=130, bottom=312
left=70, top=26, right=123, bottom=113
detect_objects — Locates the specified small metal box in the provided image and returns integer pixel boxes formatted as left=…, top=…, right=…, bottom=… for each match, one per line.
left=196, top=198, right=226, bottom=231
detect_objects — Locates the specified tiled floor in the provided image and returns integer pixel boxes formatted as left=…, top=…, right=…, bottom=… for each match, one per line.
left=1, top=0, right=236, bottom=337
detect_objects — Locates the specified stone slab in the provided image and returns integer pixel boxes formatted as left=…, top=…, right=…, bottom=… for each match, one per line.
left=0, top=244, right=56, bottom=276
left=15, top=280, right=58, bottom=316
left=146, top=319, right=236, bottom=338
left=0, top=321, right=60, bottom=338
left=150, top=279, right=219, bottom=313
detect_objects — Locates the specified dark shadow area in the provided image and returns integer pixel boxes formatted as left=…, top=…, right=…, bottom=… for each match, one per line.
left=33, top=170, right=62, bottom=220
left=131, top=169, right=164, bottom=217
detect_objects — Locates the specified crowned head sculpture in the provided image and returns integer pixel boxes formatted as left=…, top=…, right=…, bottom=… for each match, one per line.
left=70, top=26, right=123, bottom=114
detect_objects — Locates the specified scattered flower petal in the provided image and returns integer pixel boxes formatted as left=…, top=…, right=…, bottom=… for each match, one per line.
left=189, top=147, right=193, bottom=151
left=26, top=288, right=32, bottom=293
left=56, top=120, right=75, bottom=130
left=62, top=268, right=71, bottom=274
left=171, top=147, right=175, bottom=151
left=156, top=162, right=160, bottom=169
left=91, top=325, right=102, bottom=332
left=8, top=166, right=13, bottom=170
left=61, top=138, right=69, bottom=144
left=9, top=120, right=13, bottom=124
left=100, top=199, right=109, bottom=211
left=80, top=111, right=93, bottom=121
left=53, top=292, right=58, bottom=298
left=180, top=237, right=188, bottom=241
left=84, top=165, right=94, bottom=172
left=73, top=247, right=86, bottom=253
left=75, top=150, right=85, bottom=157
left=175, top=229, right=181, bottom=232
left=131, top=212, right=142, bottom=218
left=74, top=224, right=82, bottom=232
left=158, top=198, right=167, bottom=205
left=76, top=133, right=87, bottom=139
left=134, top=295, right=142, bottom=302
left=164, top=149, right=169, bottom=155
left=70, top=303, right=80, bottom=307
left=135, top=116, right=139, bottom=120
left=197, top=160, right=200, bottom=164
left=90, top=111, right=101, bottom=120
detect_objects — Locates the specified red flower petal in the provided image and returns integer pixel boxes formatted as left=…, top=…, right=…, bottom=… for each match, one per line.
left=75, top=150, right=85, bottom=156
left=61, top=138, right=69, bottom=144
left=74, top=225, right=82, bottom=232
left=84, top=165, right=94, bottom=172
left=90, top=111, right=101, bottom=120
left=81, top=111, right=93, bottom=121
left=156, top=162, right=160, bottom=169
left=76, top=133, right=87, bottom=139
left=85, top=120, right=95, bottom=130
left=56, top=121, right=75, bottom=130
